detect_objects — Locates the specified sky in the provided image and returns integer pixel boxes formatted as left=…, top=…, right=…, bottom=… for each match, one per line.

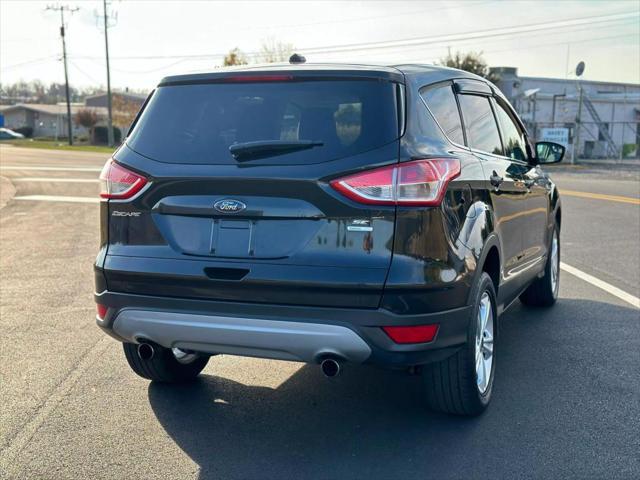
left=1, top=0, right=639, bottom=92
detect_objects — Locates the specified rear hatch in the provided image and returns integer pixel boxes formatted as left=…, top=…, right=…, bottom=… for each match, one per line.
left=103, top=69, right=403, bottom=308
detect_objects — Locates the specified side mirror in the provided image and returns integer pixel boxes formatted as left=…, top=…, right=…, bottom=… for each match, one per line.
left=535, top=141, right=565, bottom=164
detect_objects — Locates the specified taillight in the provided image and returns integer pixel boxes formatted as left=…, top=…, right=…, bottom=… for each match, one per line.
left=382, top=324, right=439, bottom=344
left=99, top=159, right=147, bottom=199
left=330, top=158, right=460, bottom=206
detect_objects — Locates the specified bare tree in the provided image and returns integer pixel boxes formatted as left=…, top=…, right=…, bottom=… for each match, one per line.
left=439, top=51, right=497, bottom=81
left=74, top=108, right=99, bottom=142
left=258, top=38, right=294, bottom=63
left=112, top=94, right=141, bottom=135
left=223, top=48, right=248, bottom=66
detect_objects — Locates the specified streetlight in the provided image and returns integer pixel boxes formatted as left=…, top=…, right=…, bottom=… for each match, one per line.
left=573, top=61, right=586, bottom=164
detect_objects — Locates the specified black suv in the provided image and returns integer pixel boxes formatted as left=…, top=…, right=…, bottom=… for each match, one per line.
left=94, top=63, right=565, bottom=416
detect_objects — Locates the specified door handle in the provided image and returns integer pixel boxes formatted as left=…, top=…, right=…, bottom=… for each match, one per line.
left=490, top=172, right=503, bottom=188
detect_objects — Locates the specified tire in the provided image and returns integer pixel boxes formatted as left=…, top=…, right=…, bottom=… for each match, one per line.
left=123, top=342, right=209, bottom=383
left=422, top=272, right=497, bottom=416
left=519, top=224, right=560, bottom=307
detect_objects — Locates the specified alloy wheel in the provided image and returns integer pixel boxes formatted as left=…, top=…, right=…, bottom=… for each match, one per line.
left=475, top=292, right=494, bottom=394
left=550, top=231, right=559, bottom=295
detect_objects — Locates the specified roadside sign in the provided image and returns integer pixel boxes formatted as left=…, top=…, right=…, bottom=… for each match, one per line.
left=540, top=127, right=569, bottom=147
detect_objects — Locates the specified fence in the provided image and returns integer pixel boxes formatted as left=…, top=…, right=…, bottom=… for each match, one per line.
left=531, top=121, right=639, bottom=163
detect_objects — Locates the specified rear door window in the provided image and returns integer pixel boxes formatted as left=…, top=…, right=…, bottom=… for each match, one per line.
left=126, top=80, right=399, bottom=165
left=493, top=100, right=528, bottom=161
left=457, top=94, right=503, bottom=156
left=420, top=83, right=464, bottom=145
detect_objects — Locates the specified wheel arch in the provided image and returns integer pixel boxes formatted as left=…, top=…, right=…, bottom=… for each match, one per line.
left=481, top=244, right=501, bottom=294
left=470, top=234, right=502, bottom=302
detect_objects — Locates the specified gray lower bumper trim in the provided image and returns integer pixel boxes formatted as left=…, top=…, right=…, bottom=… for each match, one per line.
left=112, top=309, right=372, bottom=363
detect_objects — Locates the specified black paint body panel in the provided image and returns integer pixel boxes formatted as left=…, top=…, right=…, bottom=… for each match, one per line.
left=94, top=64, right=561, bottom=366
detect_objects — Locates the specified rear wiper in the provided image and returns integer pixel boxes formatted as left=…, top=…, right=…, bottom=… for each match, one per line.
left=229, top=140, right=323, bottom=161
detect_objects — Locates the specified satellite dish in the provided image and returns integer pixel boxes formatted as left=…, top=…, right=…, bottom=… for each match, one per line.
left=575, top=61, right=585, bottom=77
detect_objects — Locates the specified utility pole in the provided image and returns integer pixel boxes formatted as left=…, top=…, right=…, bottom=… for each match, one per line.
left=46, top=4, right=78, bottom=146
left=574, top=86, right=583, bottom=164
left=100, top=0, right=114, bottom=147
left=532, top=93, right=538, bottom=141
left=551, top=93, right=566, bottom=124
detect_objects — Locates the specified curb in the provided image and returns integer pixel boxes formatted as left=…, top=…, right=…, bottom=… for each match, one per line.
left=0, top=176, right=16, bottom=210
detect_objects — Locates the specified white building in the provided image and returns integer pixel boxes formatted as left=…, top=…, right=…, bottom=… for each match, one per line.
left=490, top=67, right=640, bottom=160
left=0, top=103, right=107, bottom=138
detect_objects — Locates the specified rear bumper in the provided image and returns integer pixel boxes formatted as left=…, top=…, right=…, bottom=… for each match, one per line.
left=95, top=290, right=471, bottom=367
left=111, top=309, right=372, bottom=363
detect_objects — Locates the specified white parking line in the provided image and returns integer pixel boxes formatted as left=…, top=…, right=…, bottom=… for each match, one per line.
left=560, top=262, right=640, bottom=309
left=12, top=177, right=99, bottom=183
left=0, top=166, right=102, bottom=172
left=13, top=195, right=99, bottom=204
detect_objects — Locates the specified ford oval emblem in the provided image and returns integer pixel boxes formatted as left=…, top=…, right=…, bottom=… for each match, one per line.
left=214, top=199, right=246, bottom=214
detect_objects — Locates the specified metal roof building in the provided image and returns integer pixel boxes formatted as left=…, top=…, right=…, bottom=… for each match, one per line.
left=490, top=67, right=640, bottom=160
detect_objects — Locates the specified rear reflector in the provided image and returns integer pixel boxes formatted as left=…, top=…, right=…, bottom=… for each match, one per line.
left=330, top=158, right=460, bottom=206
left=99, top=159, right=147, bottom=199
left=96, top=303, right=108, bottom=320
left=382, top=324, right=439, bottom=344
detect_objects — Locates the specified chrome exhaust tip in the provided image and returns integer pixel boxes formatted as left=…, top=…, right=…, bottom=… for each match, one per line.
left=320, top=358, right=341, bottom=378
left=137, top=343, right=155, bottom=361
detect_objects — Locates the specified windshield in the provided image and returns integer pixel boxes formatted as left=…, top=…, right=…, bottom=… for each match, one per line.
left=126, top=79, right=400, bottom=165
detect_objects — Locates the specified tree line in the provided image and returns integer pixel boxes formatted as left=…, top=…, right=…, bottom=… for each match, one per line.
left=223, top=43, right=496, bottom=82
left=223, top=39, right=295, bottom=66
left=2, top=48, right=495, bottom=107
left=0, top=80, right=147, bottom=106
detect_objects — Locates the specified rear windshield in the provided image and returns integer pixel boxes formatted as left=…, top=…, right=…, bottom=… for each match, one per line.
left=126, top=79, right=400, bottom=165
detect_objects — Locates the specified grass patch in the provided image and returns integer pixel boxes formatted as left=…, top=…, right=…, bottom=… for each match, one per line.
left=2, top=139, right=115, bottom=154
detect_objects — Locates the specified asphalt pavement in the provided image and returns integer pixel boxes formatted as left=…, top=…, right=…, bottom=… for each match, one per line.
left=1, top=145, right=638, bottom=479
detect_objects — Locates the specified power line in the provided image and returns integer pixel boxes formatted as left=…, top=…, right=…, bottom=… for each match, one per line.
left=342, top=17, right=639, bottom=60
left=230, top=0, right=496, bottom=31
left=71, top=9, right=638, bottom=61
left=66, top=17, right=638, bottom=78
left=16, top=14, right=630, bottom=76
left=399, top=32, right=640, bottom=64
left=6, top=7, right=638, bottom=85
left=69, top=59, right=102, bottom=84
left=78, top=55, right=189, bottom=75
left=484, top=32, right=639, bottom=56
left=1, top=56, right=59, bottom=71
left=295, top=11, right=640, bottom=55
left=90, top=17, right=640, bottom=75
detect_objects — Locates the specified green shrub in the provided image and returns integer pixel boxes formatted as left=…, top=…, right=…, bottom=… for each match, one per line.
left=622, top=144, right=637, bottom=158
left=93, top=126, right=122, bottom=145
